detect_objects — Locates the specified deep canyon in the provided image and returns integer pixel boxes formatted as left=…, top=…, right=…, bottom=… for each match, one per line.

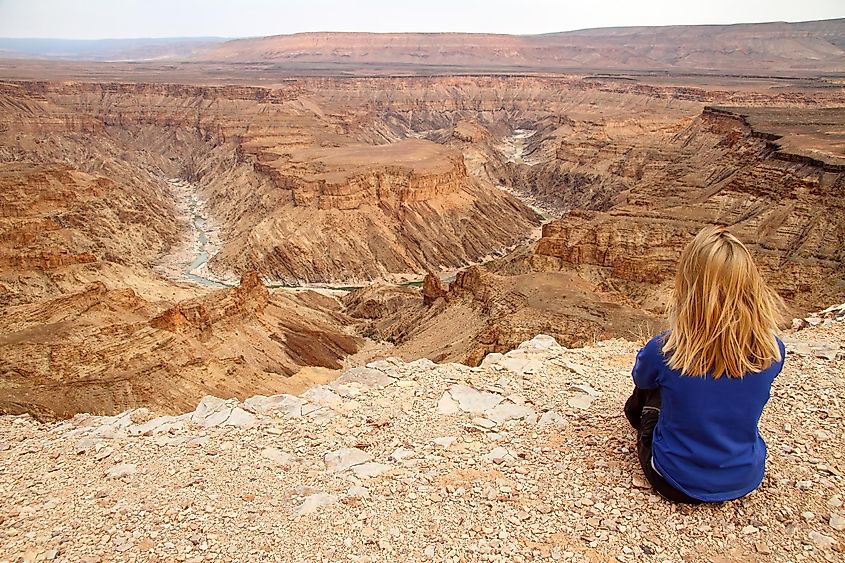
left=1, top=23, right=844, bottom=419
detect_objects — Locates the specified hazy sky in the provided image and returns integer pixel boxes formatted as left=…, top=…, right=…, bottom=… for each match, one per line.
left=0, top=0, right=842, bottom=39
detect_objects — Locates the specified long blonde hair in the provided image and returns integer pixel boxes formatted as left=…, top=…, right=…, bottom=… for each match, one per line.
left=663, top=225, right=783, bottom=378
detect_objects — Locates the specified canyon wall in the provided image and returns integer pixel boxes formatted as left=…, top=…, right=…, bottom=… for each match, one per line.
left=523, top=107, right=845, bottom=312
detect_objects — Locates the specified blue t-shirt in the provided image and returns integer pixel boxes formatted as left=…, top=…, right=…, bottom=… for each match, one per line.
left=632, top=333, right=785, bottom=502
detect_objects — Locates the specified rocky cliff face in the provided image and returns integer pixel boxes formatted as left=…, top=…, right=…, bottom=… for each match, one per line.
left=507, top=107, right=845, bottom=313
left=0, top=272, right=363, bottom=419
left=0, top=79, right=544, bottom=283
left=345, top=266, right=659, bottom=366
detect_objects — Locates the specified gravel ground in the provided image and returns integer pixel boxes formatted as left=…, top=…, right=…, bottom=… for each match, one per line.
left=1, top=319, right=843, bottom=563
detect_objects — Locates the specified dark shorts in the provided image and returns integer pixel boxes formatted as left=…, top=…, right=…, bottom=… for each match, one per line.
left=624, top=387, right=702, bottom=504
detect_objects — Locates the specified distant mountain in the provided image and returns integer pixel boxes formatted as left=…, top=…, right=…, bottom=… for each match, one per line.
left=194, top=18, right=845, bottom=73
left=2, top=19, right=843, bottom=73
left=0, top=37, right=227, bottom=61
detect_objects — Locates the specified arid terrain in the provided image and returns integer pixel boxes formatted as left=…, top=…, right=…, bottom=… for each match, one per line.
left=0, top=15, right=844, bottom=563
left=0, top=20, right=843, bottom=421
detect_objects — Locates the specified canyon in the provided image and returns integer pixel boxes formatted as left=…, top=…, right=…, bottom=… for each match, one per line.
left=0, top=22, right=844, bottom=418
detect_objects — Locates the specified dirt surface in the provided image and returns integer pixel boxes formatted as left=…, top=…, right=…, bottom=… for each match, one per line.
left=0, top=318, right=842, bottom=562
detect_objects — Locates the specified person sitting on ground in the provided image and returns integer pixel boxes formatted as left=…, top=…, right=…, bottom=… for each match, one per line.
left=624, top=225, right=786, bottom=503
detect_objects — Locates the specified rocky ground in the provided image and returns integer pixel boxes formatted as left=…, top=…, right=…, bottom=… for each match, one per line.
left=1, top=309, right=843, bottom=563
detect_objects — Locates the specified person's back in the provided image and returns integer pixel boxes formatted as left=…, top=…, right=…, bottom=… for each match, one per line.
left=624, top=225, right=785, bottom=503
left=632, top=333, right=785, bottom=501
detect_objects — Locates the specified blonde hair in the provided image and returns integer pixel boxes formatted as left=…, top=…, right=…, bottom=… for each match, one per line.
left=663, top=225, right=783, bottom=378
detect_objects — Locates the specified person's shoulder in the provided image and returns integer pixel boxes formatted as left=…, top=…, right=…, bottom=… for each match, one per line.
left=639, top=332, right=668, bottom=360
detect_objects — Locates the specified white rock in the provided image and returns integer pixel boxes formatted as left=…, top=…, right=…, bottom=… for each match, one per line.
left=324, top=448, right=373, bottom=472
left=390, top=447, right=414, bottom=461
left=486, top=402, right=535, bottom=423
left=74, top=437, right=100, bottom=454
left=483, top=446, right=515, bottom=464
left=567, top=393, right=595, bottom=410
left=538, top=410, right=567, bottom=427
left=191, top=396, right=227, bottom=424
left=436, top=392, right=460, bottom=415
left=261, top=447, right=296, bottom=465
left=499, top=357, right=544, bottom=375
left=243, top=394, right=306, bottom=417
left=330, top=367, right=394, bottom=391
left=830, top=513, right=845, bottom=531
left=224, top=407, right=257, bottom=428
left=350, top=462, right=391, bottom=478
left=809, top=530, right=837, bottom=550
left=301, top=386, right=344, bottom=410
left=293, top=493, right=338, bottom=517
left=570, top=383, right=601, bottom=396
left=132, top=415, right=185, bottom=436
left=347, top=486, right=370, bottom=498
left=518, top=334, right=560, bottom=350
left=201, top=408, right=232, bottom=428
left=562, top=361, right=588, bottom=377
left=432, top=437, right=456, bottom=449
left=447, top=384, right=504, bottom=413
left=106, top=463, right=137, bottom=479
left=471, top=417, right=497, bottom=429
left=480, top=352, right=505, bottom=368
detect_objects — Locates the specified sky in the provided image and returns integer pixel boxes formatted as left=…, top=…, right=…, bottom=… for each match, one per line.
left=0, top=0, right=843, bottom=39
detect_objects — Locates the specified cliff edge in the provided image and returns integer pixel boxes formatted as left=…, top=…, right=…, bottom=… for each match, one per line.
left=1, top=312, right=843, bottom=562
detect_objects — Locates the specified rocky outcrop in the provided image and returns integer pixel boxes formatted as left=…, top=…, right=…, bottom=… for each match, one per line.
left=505, top=106, right=845, bottom=314
left=0, top=276, right=363, bottom=419
left=346, top=266, right=658, bottom=366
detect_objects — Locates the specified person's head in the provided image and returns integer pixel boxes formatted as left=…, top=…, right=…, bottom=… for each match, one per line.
left=663, top=225, right=783, bottom=378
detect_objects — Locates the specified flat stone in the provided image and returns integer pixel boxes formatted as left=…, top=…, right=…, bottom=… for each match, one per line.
left=447, top=384, right=504, bottom=413
left=486, top=402, right=535, bottom=423
left=224, top=407, right=257, bottom=428
left=74, top=437, right=101, bottom=454
left=293, top=492, right=338, bottom=517
left=562, top=361, right=588, bottom=377
left=132, top=415, right=184, bottom=436
left=347, top=486, right=370, bottom=498
left=569, top=383, right=601, bottom=396
left=538, top=410, right=567, bottom=427
left=243, top=394, right=306, bottom=417
left=330, top=367, right=394, bottom=391
left=432, top=436, right=456, bottom=449
left=106, top=463, right=137, bottom=479
left=390, top=448, right=414, bottom=461
left=830, top=513, right=845, bottom=531
left=809, top=530, right=837, bottom=549
left=199, top=406, right=232, bottom=428
left=499, top=357, right=544, bottom=375
left=518, top=334, right=560, bottom=350
left=261, top=447, right=296, bottom=465
left=350, top=462, right=391, bottom=478
left=480, top=353, right=505, bottom=368
left=365, top=358, right=403, bottom=372
left=301, top=386, right=344, bottom=410
left=324, top=447, right=373, bottom=472
left=190, top=396, right=227, bottom=423
left=436, top=392, right=460, bottom=415
left=471, top=417, right=497, bottom=429
left=483, top=446, right=514, bottom=464
left=567, top=393, right=595, bottom=410
left=307, top=407, right=336, bottom=425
